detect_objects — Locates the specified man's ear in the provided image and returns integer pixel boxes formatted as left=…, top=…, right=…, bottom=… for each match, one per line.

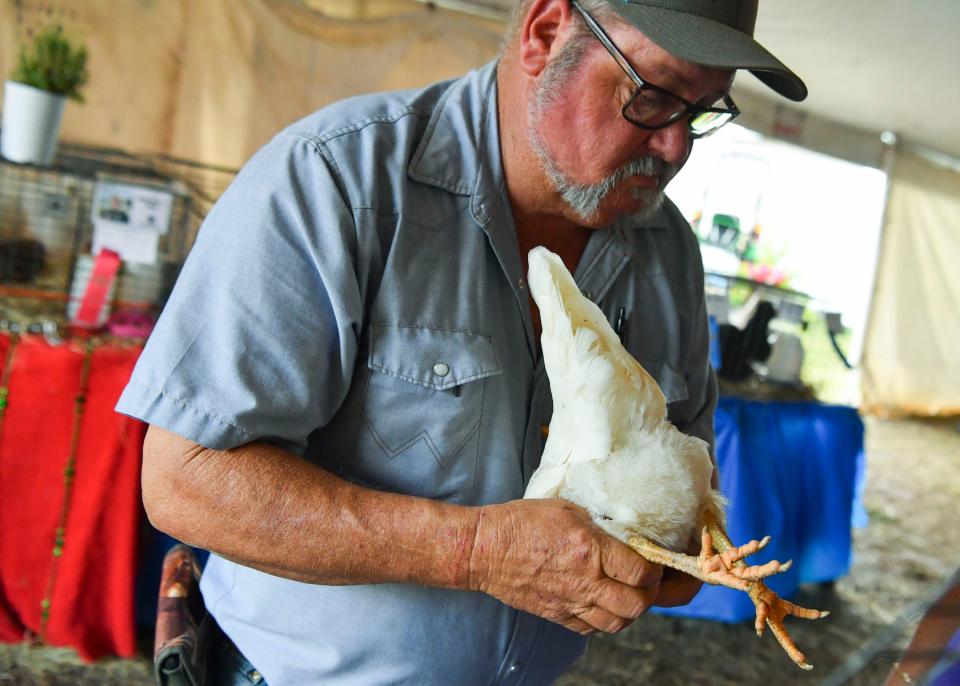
left=518, top=0, right=574, bottom=77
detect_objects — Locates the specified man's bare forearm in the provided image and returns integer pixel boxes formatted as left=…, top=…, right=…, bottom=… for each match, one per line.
left=143, top=424, right=670, bottom=635
left=142, top=425, right=480, bottom=589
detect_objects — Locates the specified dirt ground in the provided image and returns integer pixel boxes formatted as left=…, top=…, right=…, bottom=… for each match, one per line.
left=2, top=416, right=958, bottom=686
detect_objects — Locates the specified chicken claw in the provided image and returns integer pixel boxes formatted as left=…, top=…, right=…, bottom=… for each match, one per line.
left=700, top=528, right=793, bottom=587
left=706, top=520, right=829, bottom=671
left=735, top=579, right=827, bottom=670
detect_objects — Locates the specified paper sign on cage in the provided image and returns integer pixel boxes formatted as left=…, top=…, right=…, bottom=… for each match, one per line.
left=90, top=180, right=173, bottom=265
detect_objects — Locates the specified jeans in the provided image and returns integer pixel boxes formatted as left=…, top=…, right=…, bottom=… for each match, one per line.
left=206, top=616, right=267, bottom=686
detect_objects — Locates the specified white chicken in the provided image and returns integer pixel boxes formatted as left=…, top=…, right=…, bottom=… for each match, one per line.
left=524, top=246, right=827, bottom=669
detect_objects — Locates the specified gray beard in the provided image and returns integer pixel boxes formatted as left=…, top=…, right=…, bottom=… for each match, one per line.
left=528, top=50, right=677, bottom=224
left=531, top=134, right=669, bottom=223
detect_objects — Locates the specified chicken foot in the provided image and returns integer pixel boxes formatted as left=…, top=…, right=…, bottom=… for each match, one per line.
left=704, top=518, right=829, bottom=671
left=626, top=529, right=789, bottom=594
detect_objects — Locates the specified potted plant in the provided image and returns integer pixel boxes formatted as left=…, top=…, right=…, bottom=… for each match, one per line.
left=1, top=26, right=89, bottom=166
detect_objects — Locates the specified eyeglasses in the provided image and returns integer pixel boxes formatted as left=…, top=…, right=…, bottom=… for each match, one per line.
left=570, top=0, right=740, bottom=139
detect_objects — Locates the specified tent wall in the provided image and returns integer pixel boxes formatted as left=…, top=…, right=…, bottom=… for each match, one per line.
left=861, top=151, right=960, bottom=417
left=2, top=0, right=958, bottom=417
left=0, top=0, right=504, bottom=169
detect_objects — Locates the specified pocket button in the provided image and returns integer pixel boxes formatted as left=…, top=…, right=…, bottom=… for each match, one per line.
left=433, top=362, right=450, bottom=377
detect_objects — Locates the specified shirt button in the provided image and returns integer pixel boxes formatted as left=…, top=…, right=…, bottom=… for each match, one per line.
left=518, top=277, right=526, bottom=290
left=508, top=662, right=521, bottom=674
left=247, top=670, right=263, bottom=684
left=433, top=362, right=450, bottom=377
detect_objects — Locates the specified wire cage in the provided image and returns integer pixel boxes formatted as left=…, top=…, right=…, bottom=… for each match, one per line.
left=0, top=138, right=236, bottom=328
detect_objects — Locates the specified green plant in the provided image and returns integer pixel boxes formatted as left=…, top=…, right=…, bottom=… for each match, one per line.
left=10, top=26, right=89, bottom=103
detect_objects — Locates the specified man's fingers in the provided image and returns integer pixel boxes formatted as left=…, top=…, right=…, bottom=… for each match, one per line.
left=595, top=535, right=662, bottom=620
left=575, top=605, right=632, bottom=634
left=591, top=578, right=658, bottom=620
left=654, top=570, right=703, bottom=608
left=561, top=617, right=597, bottom=635
left=600, top=537, right=663, bottom=589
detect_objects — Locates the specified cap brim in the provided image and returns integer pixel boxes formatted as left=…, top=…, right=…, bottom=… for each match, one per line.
left=607, top=4, right=808, bottom=102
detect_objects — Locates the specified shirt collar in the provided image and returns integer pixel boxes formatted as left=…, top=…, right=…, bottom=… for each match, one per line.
left=407, top=61, right=503, bottom=228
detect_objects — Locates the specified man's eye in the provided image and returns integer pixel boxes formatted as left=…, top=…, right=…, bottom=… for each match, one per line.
left=636, top=89, right=671, bottom=106
left=627, top=89, right=674, bottom=118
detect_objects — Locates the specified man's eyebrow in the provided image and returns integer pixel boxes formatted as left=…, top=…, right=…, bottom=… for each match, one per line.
left=656, top=67, right=695, bottom=92
left=653, top=67, right=731, bottom=104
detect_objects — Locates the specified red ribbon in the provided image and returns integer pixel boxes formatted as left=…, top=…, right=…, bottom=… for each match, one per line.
left=74, top=249, right=121, bottom=328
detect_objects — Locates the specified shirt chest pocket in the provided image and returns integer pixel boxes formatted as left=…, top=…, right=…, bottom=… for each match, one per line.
left=358, top=324, right=501, bottom=500
left=652, top=360, right=689, bottom=406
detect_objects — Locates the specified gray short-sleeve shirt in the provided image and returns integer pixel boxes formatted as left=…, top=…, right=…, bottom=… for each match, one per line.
left=117, top=60, right=717, bottom=686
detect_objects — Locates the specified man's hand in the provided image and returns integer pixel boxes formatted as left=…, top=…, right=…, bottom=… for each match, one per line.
left=651, top=531, right=705, bottom=607
left=653, top=568, right=703, bottom=607
left=467, top=499, right=663, bottom=635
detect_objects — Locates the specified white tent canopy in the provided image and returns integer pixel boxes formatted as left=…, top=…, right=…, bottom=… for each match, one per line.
left=739, top=0, right=960, bottom=161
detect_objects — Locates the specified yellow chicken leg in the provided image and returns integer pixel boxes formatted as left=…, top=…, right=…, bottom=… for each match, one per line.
left=626, top=529, right=791, bottom=594
left=705, top=517, right=829, bottom=671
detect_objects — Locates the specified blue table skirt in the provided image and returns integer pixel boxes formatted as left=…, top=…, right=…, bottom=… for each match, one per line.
left=652, top=396, right=866, bottom=622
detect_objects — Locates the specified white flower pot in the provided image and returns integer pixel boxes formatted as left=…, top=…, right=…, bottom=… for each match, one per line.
left=1, top=80, right=67, bottom=166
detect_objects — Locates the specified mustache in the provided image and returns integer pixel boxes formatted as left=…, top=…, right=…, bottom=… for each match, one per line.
left=608, top=156, right=671, bottom=186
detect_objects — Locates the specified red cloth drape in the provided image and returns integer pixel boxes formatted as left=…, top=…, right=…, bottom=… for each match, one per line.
left=0, top=333, right=145, bottom=660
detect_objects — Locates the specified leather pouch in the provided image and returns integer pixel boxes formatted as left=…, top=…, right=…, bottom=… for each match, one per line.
left=154, top=544, right=210, bottom=686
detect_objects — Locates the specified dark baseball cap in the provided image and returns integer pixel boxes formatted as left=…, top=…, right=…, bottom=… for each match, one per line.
left=604, top=0, right=807, bottom=101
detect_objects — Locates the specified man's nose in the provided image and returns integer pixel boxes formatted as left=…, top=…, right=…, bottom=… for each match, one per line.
left=644, top=118, right=691, bottom=167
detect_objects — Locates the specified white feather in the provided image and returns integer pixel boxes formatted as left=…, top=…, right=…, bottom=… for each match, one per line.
left=524, top=246, right=725, bottom=552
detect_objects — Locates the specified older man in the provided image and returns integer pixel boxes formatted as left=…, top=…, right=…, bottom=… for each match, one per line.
left=118, top=0, right=805, bottom=683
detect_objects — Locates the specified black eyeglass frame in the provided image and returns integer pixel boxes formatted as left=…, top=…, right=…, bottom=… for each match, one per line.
left=570, top=0, right=740, bottom=139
